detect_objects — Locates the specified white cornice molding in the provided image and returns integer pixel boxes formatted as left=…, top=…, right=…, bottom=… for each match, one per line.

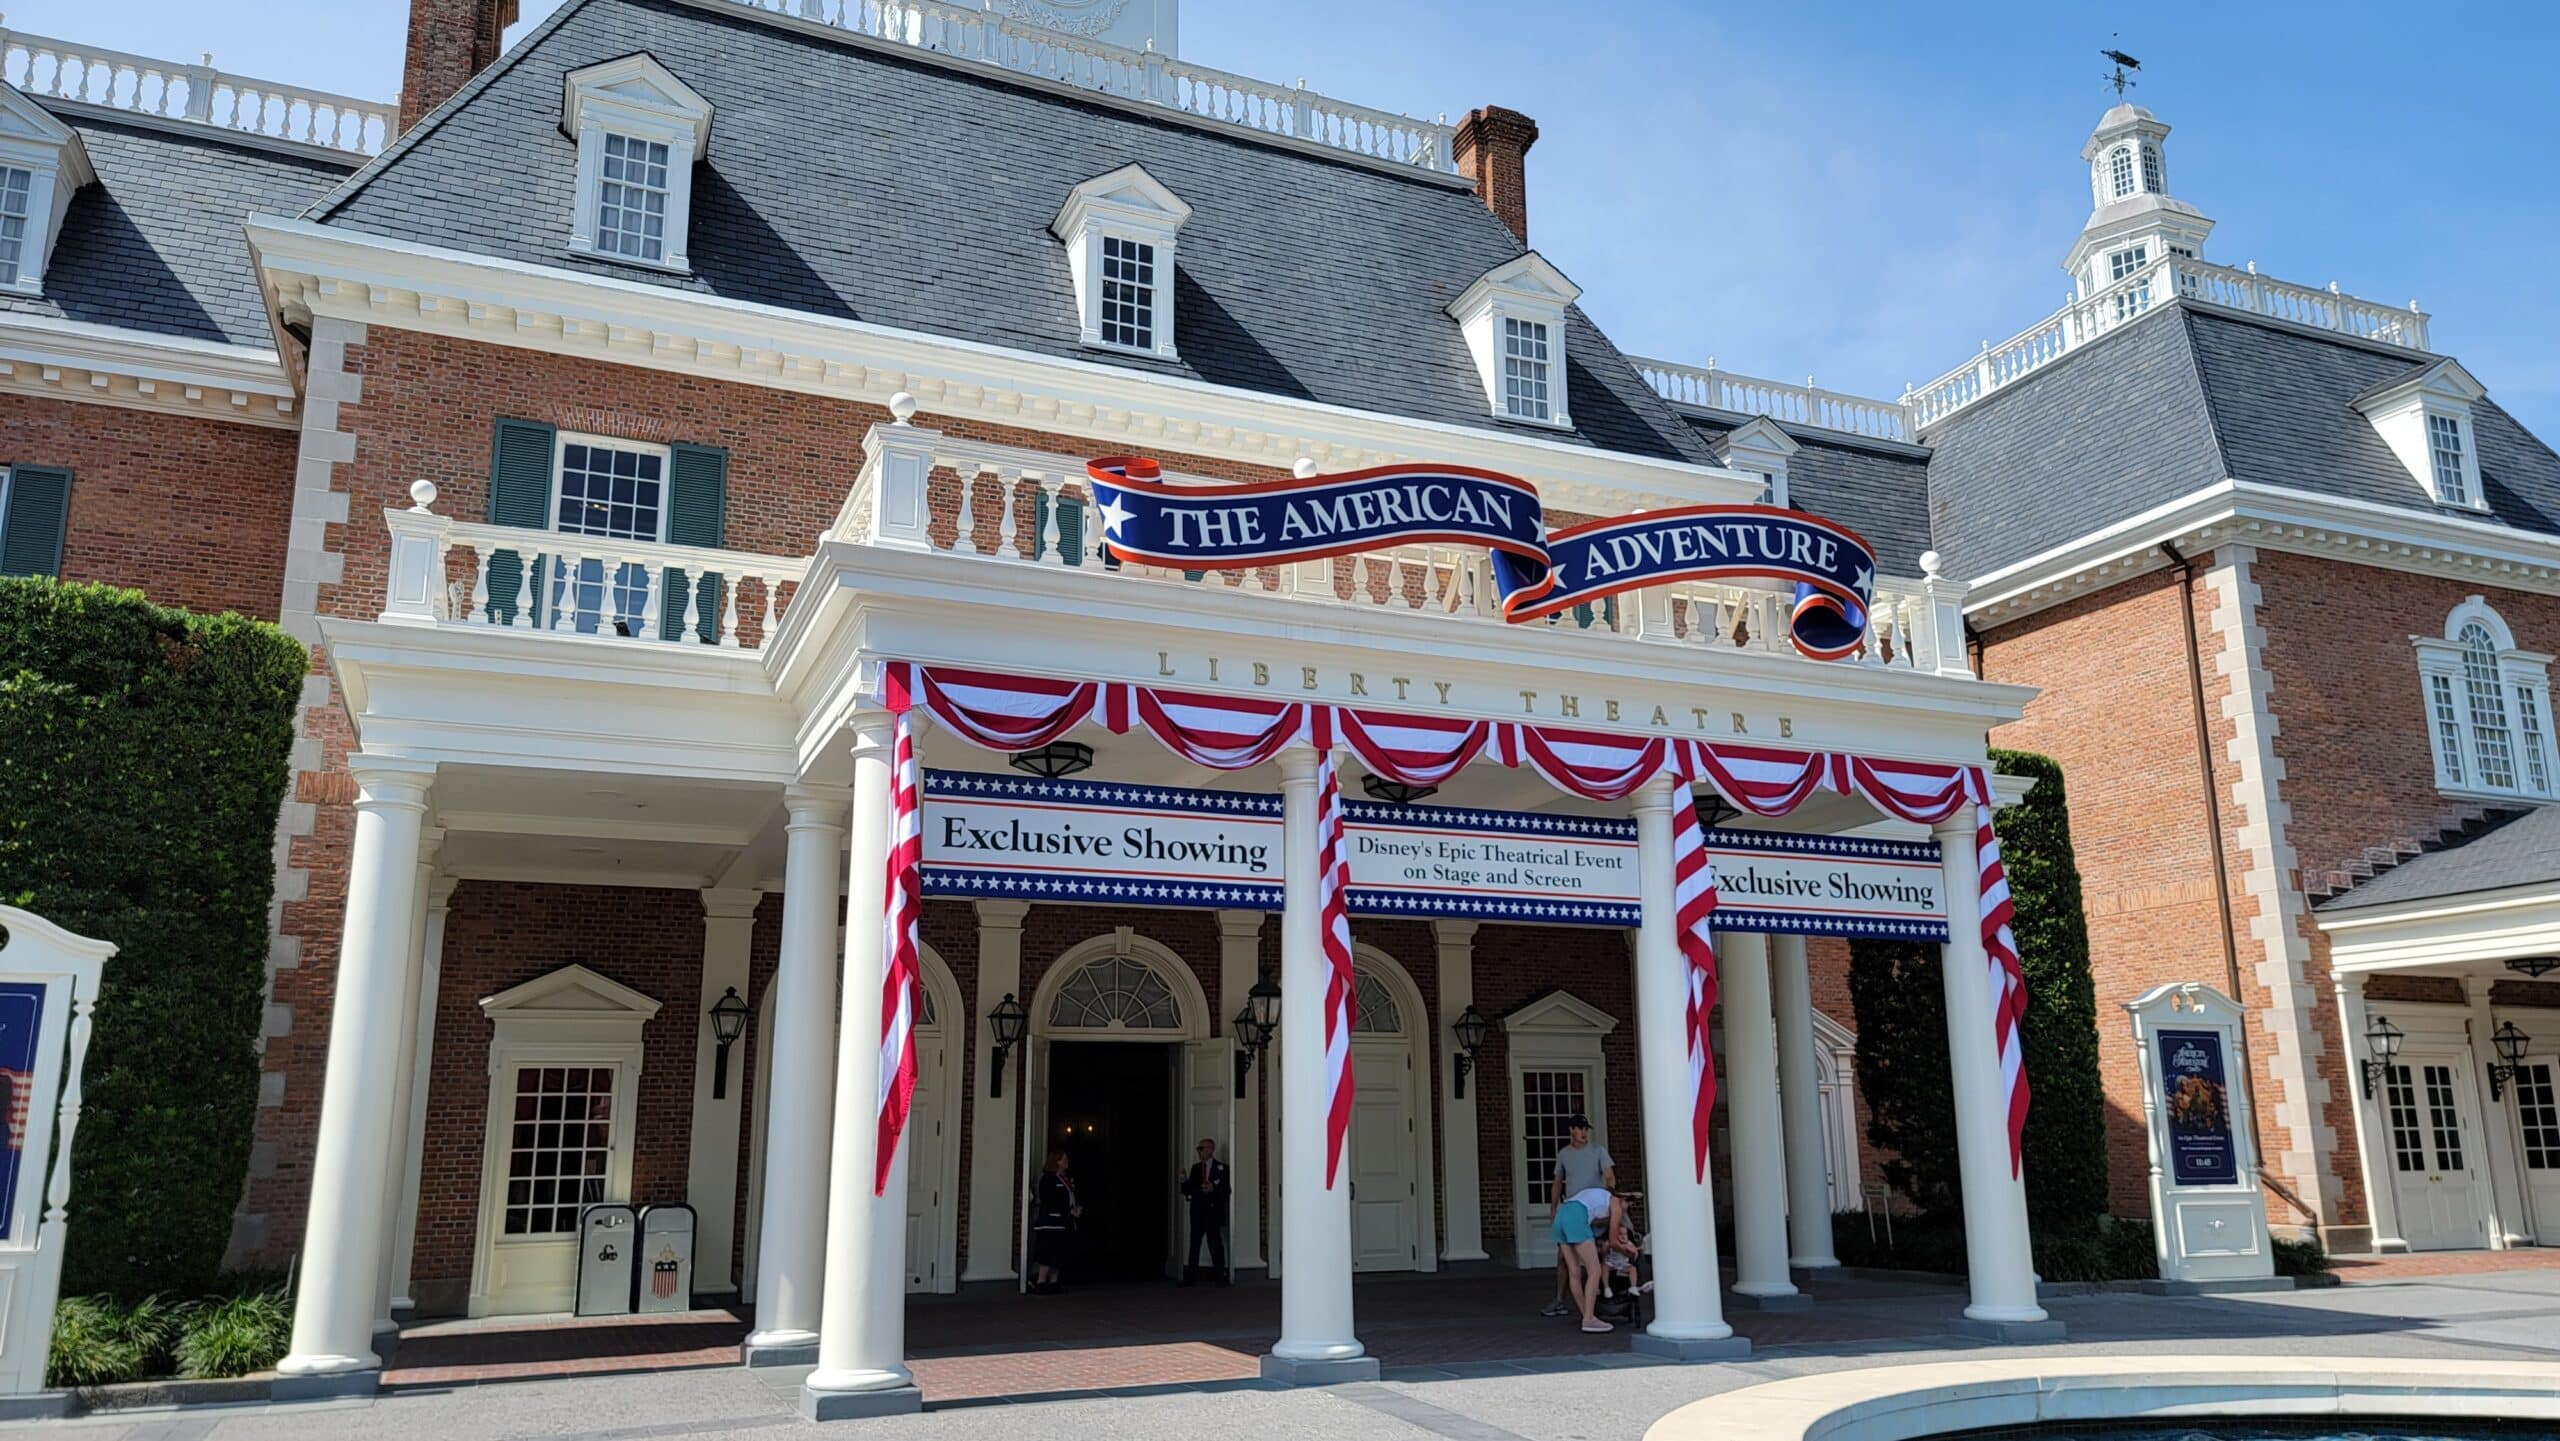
left=0, top=312, right=295, bottom=428
left=246, top=215, right=1757, bottom=511
left=1965, top=479, right=2560, bottom=624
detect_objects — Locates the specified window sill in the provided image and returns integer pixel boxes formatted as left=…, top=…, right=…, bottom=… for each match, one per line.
left=2436, top=785, right=2558, bottom=809
left=1081, top=338, right=1179, bottom=362
left=1495, top=411, right=1574, bottom=433
left=565, top=242, right=692, bottom=278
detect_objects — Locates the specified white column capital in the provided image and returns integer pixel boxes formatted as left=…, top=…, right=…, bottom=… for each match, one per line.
left=783, top=782, right=855, bottom=827
left=427, top=874, right=460, bottom=909
left=1430, top=918, right=1479, bottom=947
left=701, top=887, right=765, bottom=921
left=1931, top=800, right=1979, bottom=841
left=1630, top=772, right=1678, bottom=813
left=974, top=898, right=1032, bottom=929
left=1277, top=743, right=1319, bottom=784
left=347, top=754, right=437, bottom=810
left=1216, top=908, right=1266, bottom=941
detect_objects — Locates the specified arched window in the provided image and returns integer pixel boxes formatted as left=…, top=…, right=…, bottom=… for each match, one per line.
left=1351, top=967, right=1402, bottom=1034
left=1048, top=954, right=1181, bottom=1030
left=2417, top=600, right=2556, bottom=800
left=2140, top=144, right=2164, bottom=194
left=2109, top=146, right=2135, bottom=199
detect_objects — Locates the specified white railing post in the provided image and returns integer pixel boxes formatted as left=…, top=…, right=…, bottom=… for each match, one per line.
left=863, top=397, right=940, bottom=552
left=380, top=482, right=453, bottom=627
left=1918, top=551, right=1972, bottom=679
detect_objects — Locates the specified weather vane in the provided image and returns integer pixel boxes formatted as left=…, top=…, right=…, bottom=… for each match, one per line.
left=2101, top=38, right=2142, bottom=97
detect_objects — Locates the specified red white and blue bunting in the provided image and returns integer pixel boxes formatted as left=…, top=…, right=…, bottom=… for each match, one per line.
left=879, top=663, right=2030, bottom=1191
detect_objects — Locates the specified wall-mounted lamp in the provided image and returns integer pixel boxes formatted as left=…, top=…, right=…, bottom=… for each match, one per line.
left=1008, top=741, right=1094, bottom=779
left=708, top=986, right=750, bottom=1100
left=1233, top=971, right=1280, bottom=1098
left=1451, top=1003, right=1489, bottom=1100
left=2360, top=1013, right=2404, bottom=1101
left=987, top=992, right=1028, bottom=1097
left=2489, top=1020, right=2532, bottom=1103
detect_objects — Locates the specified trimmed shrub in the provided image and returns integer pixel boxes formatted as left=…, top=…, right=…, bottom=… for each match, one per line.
left=2273, top=1237, right=2333, bottom=1276
left=46, top=1293, right=180, bottom=1388
left=1846, top=749, right=2109, bottom=1227
left=0, top=579, right=304, bottom=1298
left=175, top=1284, right=293, bottom=1378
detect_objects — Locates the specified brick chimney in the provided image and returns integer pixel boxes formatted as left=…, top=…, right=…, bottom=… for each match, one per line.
left=401, top=0, right=520, bottom=133
left=1454, top=106, right=1539, bottom=245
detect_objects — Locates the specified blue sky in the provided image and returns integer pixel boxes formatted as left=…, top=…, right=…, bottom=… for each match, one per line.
left=18, top=0, right=2557, bottom=435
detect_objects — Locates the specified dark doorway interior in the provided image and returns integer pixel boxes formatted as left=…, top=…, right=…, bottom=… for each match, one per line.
left=1042, top=1041, right=1174, bottom=1282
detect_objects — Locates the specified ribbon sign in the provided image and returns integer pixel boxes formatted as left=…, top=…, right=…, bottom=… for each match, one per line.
left=1087, top=458, right=1876, bottom=661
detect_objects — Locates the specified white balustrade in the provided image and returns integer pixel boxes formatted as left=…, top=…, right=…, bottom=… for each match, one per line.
left=0, top=26, right=393, bottom=156
left=1632, top=359, right=1916, bottom=442
left=728, top=0, right=1453, bottom=171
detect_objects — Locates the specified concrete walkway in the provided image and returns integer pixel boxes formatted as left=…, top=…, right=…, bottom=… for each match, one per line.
left=11, top=1260, right=2560, bottom=1439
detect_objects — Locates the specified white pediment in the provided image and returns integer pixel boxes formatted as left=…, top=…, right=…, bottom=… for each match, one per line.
left=1050, top=162, right=1192, bottom=240
left=2354, top=358, right=2487, bottom=416
left=1446, top=250, right=1582, bottom=320
left=481, top=963, right=663, bottom=1021
left=0, top=84, right=91, bottom=195
left=562, top=53, right=714, bottom=152
left=0, top=86, right=74, bottom=149
left=1501, top=987, right=1618, bottom=1036
left=1721, top=415, right=1800, bottom=461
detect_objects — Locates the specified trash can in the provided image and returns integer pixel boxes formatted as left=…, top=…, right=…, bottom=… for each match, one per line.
left=635, top=1203, right=697, bottom=1314
left=575, top=1203, right=639, bottom=1316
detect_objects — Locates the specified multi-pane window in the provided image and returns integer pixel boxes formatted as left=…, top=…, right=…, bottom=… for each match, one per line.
left=501, top=1065, right=616, bottom=1235
left=1048, top=955, right=1179, bottom=1030
left=2140, top=145, right=2164, bottom=194
left=2430, top=674, right=2467, bottom=786
left=2520, top=686, right=2554, bottom=795
left=2384, top=1065, right=2425, bottom=1173
left=2109, top=246, right=2150, bottom=282
left=2427, top=413, right=2471, bottom=506
left=2516, top=1064, right=2560, bottom=1171
left=596, top=133, right=671, bottom=262
left=1099, top=234, right=1157, bottom=350
left=0, top=167, right=30, bottom=287
left=2108, top=146, right=2135, bottom=199
left=2423, top=1063, right=2466, bottom=1172
left=1520, top=1068, right=1589, bottom=1193
left=552, top=440, right=665, bottom=635
left=1350, top=969, right=1401, bottom=1034
left=1502, top=316, right=1554, bottom=421
left=2461, top=622, right=2518, bottom=791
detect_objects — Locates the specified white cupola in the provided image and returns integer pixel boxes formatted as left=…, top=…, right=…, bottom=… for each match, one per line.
left=2062, top=103, right=2214, bottom=302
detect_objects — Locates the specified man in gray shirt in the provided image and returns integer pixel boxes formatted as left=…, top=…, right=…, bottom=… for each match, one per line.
left=1542, top=1114, right=1616, bottom=1317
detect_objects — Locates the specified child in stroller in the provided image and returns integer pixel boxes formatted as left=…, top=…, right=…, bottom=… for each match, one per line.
left=1593, top=1193, right=1649, bottom=1326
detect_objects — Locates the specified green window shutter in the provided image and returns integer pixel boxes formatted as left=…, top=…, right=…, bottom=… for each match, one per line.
left=1032, top=488, right=1087, bottom=567
left=484, top=418, right=556, bottom=626
left=0, top=464, right=71, bottom=577
left=663, top=442, right=728, bottom=641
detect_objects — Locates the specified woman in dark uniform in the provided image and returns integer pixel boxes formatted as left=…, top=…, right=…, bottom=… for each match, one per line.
left=1030, top=1149, right=1080, bottom=1293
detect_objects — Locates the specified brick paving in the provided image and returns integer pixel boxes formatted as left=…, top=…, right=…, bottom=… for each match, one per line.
left=2329, top=1247, right=2560, bottom=1282
left=380, top=1267, right=1973, bottom=1400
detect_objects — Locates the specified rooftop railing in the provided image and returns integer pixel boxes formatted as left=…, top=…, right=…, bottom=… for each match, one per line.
left=731, top=0, right=1456, bottom=171
left=1631, top=358, right=1914, bottom=443
left=0, top=26, right=393, bottom=156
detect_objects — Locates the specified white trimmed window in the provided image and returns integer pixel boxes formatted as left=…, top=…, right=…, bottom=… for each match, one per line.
left=0, top=89, right=94, bottom=296
left=1448, top=252, right=1580, bottom=430
left=1053, top=164, right=1189, bottom=359
left=2353, top=359, right=2489, bottom=511
left=2416, top=598, right=2557, bottom=802
left=2109, top=145, right=2135, bottom=199
left=2140, top=144, right=2164, bottom=193
left=549, top=434, right=668, bottom=637
left=2109, top=245, right=2150, bottom=282
left=2428, top=413, right=2472, bottom=507
left=563, top=55, right=712, bottom=274
left=0, top=166, right=32, bottom=287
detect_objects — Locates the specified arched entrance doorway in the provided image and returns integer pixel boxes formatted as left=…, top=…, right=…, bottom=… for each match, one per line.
left=1019, top=928, right=1226, bottom=1287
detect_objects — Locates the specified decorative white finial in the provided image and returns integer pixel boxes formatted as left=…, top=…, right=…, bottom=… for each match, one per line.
left=1920, top=550, right=1942, bottom=579
left=889, top=391, right=918, bottom=424
left=408, top=479, right=439, bottom=513
left=1292, top=458, right=1319, bottom=480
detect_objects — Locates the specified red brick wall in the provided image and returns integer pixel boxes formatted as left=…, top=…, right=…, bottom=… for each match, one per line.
left=409, top=881, right=704, bottom=1301
left=1470, top=924, right=1641, bottom=1252
left=0, top=394, right=295, bottom=619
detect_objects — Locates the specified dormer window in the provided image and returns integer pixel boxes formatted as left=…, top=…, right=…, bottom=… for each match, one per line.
left=2109, top=146, right=2135, bottom=200
left=1053, top=164, right=1190, bottom=360
left=562, top=55, right=713, bottom=274
left=1718, top=416, right=1797, bottom=509
left=1448, top=252, right=1580, bottom=429
left=2353, top=358, right=2489, bottom=512
left=0, top=88, right=94, bottom=296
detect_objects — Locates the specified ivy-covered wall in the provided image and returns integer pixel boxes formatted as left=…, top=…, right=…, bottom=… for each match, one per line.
left=0, top=579, right=303, bottom=1296
left=1846, top=748, right=2107, bottom=1227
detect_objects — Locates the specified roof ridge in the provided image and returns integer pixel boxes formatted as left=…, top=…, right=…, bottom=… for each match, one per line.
left=2176, top=306, right=2236, bottom=482
left=304, top=0, right=601, bottom=224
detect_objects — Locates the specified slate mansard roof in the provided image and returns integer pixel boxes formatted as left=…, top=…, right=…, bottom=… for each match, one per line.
left=1921, top=301, right=2560, bottom=582
left=1681, top=414, right=1935, bottom=576
left=0, top=106, right=356, bottom=348
left=306, top=0, right=1713, bottom=465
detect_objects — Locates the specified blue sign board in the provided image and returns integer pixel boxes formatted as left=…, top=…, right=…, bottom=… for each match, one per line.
left=0, top=983, right=43, bottom=1239
left=2157, top=1027, right=2239, bottom=1186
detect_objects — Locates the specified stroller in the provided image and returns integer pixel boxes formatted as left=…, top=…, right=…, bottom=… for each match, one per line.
left=1592, top=1190, right=1649, bottom=1328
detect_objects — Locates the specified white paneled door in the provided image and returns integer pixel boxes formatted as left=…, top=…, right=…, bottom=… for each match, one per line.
left=1349, top=1036, right=1419, bottom=1272
left=2385, top=1055, right=2491, bottom=1251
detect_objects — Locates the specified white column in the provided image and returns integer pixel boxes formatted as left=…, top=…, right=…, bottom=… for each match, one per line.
left=689, top=887, right=764, bottom=1296
left=2466, top=982, right=2530, bottom=1248
left=1772, top=934, right=1839, bottom=1270
left=1267, top=745, right=1365, bottom=1379
left=374, top=829, right=443, bottom=1337
left=2334, top=974, right=2404, bottom=1252
left=1935, top=806, right=2048, bottom=1329
left=1628, top=776, right=1739, bottom=1356
left=1433, top=919, right=1487, bottom=1263
left=963, top=899, right=1029, bottom=1282
left=1721, top=932, right=1801, bottom=1305
left=280, top=755, right=436, bottom=1385
left=747, top=784, right=849, bottom=1353
left=1217, top=909, right=1268, bottom=1270
left=390, top=875, right=456, bottom=1314
left=805, top=716, right=919, bottom=1414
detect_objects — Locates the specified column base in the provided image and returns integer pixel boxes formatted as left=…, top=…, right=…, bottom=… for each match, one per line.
left=369, top=1324, right=400, bottom=1363
left=2137, top=1276, right=2294, bottom=1296
left=743, top=1338, right=822, bottom=1368
left=800, top=1383, right=922, bottom=1420
left=1953, top=1315, right=2067, bottom=1343
left=1631, top=1331, right=1752, bottom=1361
left=1789, top=1258, right=1842, bottom=1281
left=1259, top=1353, right=1380, bottom=1386
left=1727, top=1288, right=1811, bottom=1312
left=271, top=1368, right=384, bottom=1402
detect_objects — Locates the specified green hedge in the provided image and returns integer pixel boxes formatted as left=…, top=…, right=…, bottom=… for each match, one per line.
left=0, top=579, right=304, bottom=1298
left=1845, top=749, right=2108, bottom=1227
